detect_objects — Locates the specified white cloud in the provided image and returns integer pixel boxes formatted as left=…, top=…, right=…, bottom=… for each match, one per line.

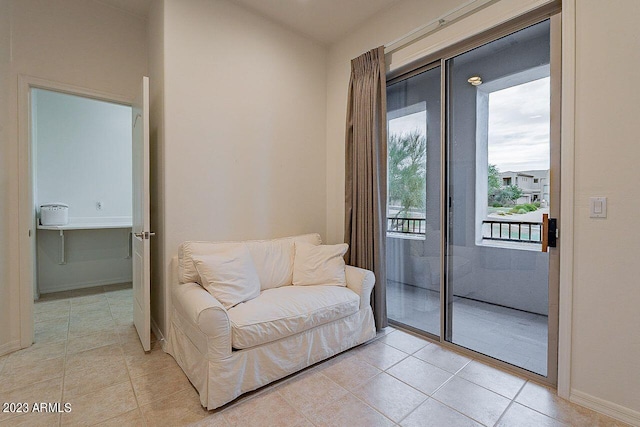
left=487, top=77, right=550, bottom=172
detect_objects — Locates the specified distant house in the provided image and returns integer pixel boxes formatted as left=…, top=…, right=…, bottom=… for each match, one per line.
left=499, top=170, right=550, bottom=205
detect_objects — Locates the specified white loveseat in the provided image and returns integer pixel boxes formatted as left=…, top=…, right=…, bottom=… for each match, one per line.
left=166, top=233, right=376, bottom=409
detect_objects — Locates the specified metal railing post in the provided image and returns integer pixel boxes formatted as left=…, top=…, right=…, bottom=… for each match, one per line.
left=480, top=220, right=543, bottom=244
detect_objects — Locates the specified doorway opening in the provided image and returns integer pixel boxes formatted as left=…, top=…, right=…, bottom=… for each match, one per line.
left=28, top=86, right=135, bottom=346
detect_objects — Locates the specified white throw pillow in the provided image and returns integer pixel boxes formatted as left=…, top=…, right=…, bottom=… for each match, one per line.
left=292, top=242, right=348, bottom=286
left=192, top=245, right=261, bottom=309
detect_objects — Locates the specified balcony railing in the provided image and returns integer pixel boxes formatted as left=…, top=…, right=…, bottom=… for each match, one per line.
left=387, top=217, right=426, bottom=235
left=387, top=218, right=542, bottom=242
left=482, top=220, right=542, bottom=243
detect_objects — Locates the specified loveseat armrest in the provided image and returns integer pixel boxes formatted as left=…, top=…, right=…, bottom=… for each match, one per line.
left=345, top=265, right=375, bottom=310
left=172, top=282, right=232, bottom=358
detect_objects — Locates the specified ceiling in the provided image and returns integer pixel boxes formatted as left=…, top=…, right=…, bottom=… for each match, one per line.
left=96, top=0, right=399, bottom=45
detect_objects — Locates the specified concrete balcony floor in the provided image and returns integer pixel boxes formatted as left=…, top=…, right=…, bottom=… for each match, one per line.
left=387, top=279, right=548, bottom=376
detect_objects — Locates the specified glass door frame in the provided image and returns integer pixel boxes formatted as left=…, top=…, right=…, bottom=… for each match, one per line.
left=386, top=5, right=561, bottom=387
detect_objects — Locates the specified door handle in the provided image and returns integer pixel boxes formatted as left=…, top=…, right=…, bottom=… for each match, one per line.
left=541, top=214, right=557, bottom=252
left=133, top=231, right=156, bottom=240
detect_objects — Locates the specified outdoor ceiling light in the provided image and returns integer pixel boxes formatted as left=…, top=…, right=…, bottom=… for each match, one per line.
left=468, top=76, right=482, bottom=86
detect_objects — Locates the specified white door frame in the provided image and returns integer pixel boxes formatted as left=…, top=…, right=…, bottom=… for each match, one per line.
left=17, top=75, right=132, bottom=349
left=557, top=0, right=576, bottom=400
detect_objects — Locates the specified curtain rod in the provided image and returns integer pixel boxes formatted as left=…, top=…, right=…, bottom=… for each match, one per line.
left=383, top=0, right=499, bottom=55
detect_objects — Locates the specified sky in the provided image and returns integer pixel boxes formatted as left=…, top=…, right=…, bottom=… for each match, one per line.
left=487, top=77, right=550, bottom=172
left=388, top=110, right=426, bottom=138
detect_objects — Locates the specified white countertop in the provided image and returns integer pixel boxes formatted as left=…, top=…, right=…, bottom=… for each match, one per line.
left=37, top=219, right=132, bottom=230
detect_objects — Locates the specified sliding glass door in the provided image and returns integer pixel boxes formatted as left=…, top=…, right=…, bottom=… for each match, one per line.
left=386, top=14, right=559, bottom=382
left=386, top=65, right=441, bottom=336
left=445, top=19, right=556, bottom=377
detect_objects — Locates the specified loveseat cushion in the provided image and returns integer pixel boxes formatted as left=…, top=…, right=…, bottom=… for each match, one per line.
left=227, top=285, right=360, bottom=349
left=246, top=234, right=321, bottom=290
left=192, top=245, right=261, bottom=309
left=179, top=234, right=322, bottom=289
left=292, top=242, right=348, bottom=286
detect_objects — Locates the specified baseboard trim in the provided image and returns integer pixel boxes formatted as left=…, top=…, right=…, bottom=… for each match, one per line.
left=38, top=277, right=133, bottom=295
left=151, top=316, right=166, bottom=352
left=0, top=340, right=22, bottom=357
left=571, top=388, right=640, bottom=426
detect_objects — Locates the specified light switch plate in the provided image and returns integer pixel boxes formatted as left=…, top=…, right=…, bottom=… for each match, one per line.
left=589, top=197, right=607, bottom=218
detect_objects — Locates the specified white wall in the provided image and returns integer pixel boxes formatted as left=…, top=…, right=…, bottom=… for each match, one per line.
left=155, top=0, right=328, bottom=335
left=1, top=0, right=147, bottom=355
left=147, top=0, right=166, bottom=337
left=570, top=0, right=640, bottom=417
left=33, top=88, right=133, bottom=293
left=0, top=0, right=14, bottom=355
left=37, top=228, right=133, bottom=293
left=34, top=89, right=132, bottom=220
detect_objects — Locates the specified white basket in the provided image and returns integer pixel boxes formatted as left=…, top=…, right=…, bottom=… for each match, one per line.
left=40, top=203, right=69, bottom=226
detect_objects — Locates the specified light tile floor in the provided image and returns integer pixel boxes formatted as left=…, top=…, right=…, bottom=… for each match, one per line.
left=0, top=284, right=628, bottom=426
left=387, top=280, right=548, bottom=375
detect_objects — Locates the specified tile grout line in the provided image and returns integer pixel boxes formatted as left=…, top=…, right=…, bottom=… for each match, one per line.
left=402, top=393, right=496, bottom=427
left=344, top=347, right=431, bottom=426
left=491, top=379, right=529, bottom=427
left=64, top=287, right=143, bottom=426
left=389, top=352, right=514, bottom=427
left=344, top=378, right=404, bottom=426
left=25, top=288, right=141, bottom=426
left=0, top=299, right=68, bottom=425
left=417, top=350, right=529, bottom=402
left=420, top=359, right=465, bottom=397
left=428, top=395, right=491, bottom=426
left=106, top=288, right=149, bottom=427
left=374, top=347, right=465, bottom=407
left=269, top=387, right=322, bottom=427
left=425, top=358, right=530, bottom=426
left=217, top=364, right=331, bottom=423
left=58, top=298, right=72, bottom=427
left=272, top=355, right=397, bottom=426
left=394, top=396, right=431, bottom=426
left=507, top=382, right=578, bottom=426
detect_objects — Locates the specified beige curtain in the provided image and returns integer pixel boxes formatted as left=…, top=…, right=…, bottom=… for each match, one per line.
left=344, top=46, right=387, bottom=330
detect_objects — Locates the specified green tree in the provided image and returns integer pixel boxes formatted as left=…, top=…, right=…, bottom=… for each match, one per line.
left=501, top=185, right=523, bottom=204
left=388, top=130, right=426, bottom=217
left=488, top=164, right=523, bottom=206
left=488, top=164, right=501, bottom=203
